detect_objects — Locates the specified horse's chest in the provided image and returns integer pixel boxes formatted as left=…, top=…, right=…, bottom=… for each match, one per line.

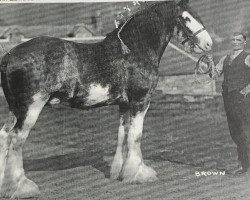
left=128, top=66, right=159, bottom=92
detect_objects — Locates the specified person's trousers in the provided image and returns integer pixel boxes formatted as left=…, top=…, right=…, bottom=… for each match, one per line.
left=222, top=90, right=250, bottom=170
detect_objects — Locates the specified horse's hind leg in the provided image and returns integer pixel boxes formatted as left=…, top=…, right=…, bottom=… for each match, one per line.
left=0, top=92, right=49, bottom=199
left=0, top=112, right=17, bottom=190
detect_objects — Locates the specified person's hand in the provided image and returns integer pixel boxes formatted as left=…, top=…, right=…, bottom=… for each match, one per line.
left=240, top=88, right=247, bottom=97
left=240, top=86, right=250, bottom=98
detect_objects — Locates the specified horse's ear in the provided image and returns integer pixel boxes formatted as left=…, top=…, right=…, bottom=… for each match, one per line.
left=176, top=0, right=189, bottom=14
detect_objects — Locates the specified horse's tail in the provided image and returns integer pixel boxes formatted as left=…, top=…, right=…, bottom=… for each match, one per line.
left=0, top=53, right=14, bottom=112
left=0, top=53, right=10, bottom=73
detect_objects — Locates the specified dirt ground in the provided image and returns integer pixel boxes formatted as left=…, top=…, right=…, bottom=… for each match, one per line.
left=0, top=93, right=249, bottom=200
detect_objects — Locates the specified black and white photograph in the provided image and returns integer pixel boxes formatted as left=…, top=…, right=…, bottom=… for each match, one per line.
left=0, top=0, right=249, bottom=199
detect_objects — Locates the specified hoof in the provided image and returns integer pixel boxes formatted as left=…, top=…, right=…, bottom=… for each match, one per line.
left=11, top=177, right=40, bottom=199
left=122, top=163, right=158, bottom=183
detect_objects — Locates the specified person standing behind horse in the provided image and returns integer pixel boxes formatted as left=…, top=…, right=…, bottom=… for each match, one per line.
left=207, top=32, right=250, bottom=174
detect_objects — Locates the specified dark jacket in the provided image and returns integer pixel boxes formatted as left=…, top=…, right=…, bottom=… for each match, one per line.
left=222, top=51, right=250, bottom=92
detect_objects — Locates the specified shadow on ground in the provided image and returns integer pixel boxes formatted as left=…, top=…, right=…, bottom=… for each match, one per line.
left=24, top=151, right=110, bottom=178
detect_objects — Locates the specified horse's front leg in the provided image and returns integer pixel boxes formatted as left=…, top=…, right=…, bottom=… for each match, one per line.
left=120, top=101, right=158, bottom=183
left=111, top=104, right=130, bottom=179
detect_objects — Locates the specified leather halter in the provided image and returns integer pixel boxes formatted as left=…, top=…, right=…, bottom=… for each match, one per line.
left=176, top=17, right=206, bottom=46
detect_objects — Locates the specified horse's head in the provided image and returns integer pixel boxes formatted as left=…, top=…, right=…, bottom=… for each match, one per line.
left=174, top=0, right=212, bottom=53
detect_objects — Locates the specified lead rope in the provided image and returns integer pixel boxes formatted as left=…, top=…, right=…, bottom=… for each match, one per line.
left=210, top=58, right=216, bottom=95
left=195, top=54, right=216, bottom=85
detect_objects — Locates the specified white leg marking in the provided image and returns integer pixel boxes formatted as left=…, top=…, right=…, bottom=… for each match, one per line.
left=122, top=104, right=158, bottom=183
left=0, top=129, right=10, bottom=190
left=111, top=115, right=127, bottom=179
left=86, top=84, right=110, bottom=105
left=23, top=93, right=48, bottom=129
left=12, top=93, right=48, bottom=150
left=0, top=112, right=16, bottom=190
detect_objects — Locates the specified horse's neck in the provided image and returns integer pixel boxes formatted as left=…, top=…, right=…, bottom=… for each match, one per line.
left=119, top=3, right=175, bottom=62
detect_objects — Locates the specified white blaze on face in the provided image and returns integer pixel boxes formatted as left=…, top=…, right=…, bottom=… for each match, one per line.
left=181, top=11, right=212, bottom=51
left=182, top=11, right=203, bottom=33
left=86, top=84, right=110, bottom=105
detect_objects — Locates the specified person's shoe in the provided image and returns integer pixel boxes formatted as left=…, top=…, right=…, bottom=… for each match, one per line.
left=231, top=165, right=248, bottom=175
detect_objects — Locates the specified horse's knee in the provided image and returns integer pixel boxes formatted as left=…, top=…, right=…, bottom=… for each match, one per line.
left=0, top=130, right=10, bottom=152
left=0, top=129, right=13, bottom=152
left=11, top=131, right=29, bottom=151
left=2, top=112, right=17, bottom=132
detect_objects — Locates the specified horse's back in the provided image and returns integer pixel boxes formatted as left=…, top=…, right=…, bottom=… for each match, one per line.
left=3, top=37, right=83, bottom=103
left=6, top=36, right=100, bottom=75
left=8, top=36, right=73, bottom=66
